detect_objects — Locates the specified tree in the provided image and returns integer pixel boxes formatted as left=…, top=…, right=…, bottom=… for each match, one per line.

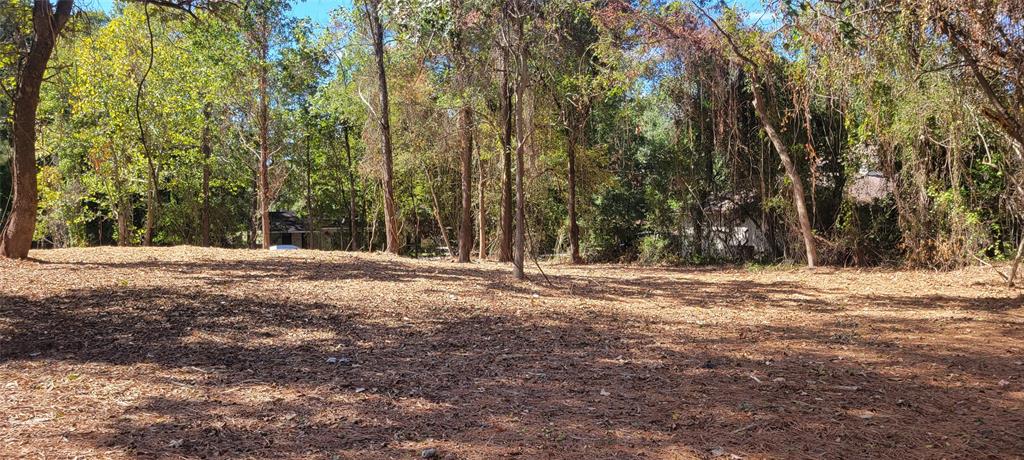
left=509, top=0, right=530, bottom=279
left=0, top=0, right=73, bottom=258
left=699, top=6, right=819, bottom=267
left=452, top=1, right=474, bottom=263
left=361, top=0, right=400, bottom=254
left=497, top=3, right=515, bottom=263
left=545, top=1, right=606, bottom=264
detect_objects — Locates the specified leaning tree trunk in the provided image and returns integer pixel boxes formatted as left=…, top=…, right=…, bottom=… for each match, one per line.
left=750, top=80, right=818, bottom=267
left=1007, top=236, right=1024, bottom=287
left=1, top=0, right=73, bottom=259
left=421, top=162, right=453, bottom=255
left=365, top=0, right=400, bottom=254
left=704, top=13, right=818, bottom=267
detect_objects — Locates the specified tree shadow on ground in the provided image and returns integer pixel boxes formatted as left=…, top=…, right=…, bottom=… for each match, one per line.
left=58, top=256, right=829, bottom=306
left=2, top=281, right=1022, bottom=458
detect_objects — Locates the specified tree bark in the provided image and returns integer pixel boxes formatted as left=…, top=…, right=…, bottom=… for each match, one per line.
left=1008, top=236, right=1024, bottom=287
left=750, top=80, right=818, bottom=267
left=458, top=106, right=474, bottom=262
left=256, top=16, right=271, bottom=249
left=110, top=137, right=130, bottom=246
left=498, top=9, right=514, bottom=263
left=1, top=0, right=73, bottom=259
left=478, top=151, right=487, bottom=259
left=567, top=128, right=581, bottom=264
left=365, top=0, right=400, bottom=254
left=201, top=106, right=212, bottom=247
left=343, top=125, right=358, bottom=250
left=305, top=135, right=315, bottom=249
left=143, top=158, right=158, bottom=246
left=116, top=200, right=129, bottom=246
left=512, top=7, right=528, bottom=280
left=698, top=8, right=817, bottom=267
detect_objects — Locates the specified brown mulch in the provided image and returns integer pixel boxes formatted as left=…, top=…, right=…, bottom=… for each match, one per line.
left=1, top=247, right=1022, bottom=459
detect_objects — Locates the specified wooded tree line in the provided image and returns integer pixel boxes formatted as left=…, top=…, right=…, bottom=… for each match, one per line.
left=1, top=0, right=1022, bottom=280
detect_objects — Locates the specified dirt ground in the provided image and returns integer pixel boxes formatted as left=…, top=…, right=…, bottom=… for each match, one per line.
left=1, top=247, right=1022, bottom=459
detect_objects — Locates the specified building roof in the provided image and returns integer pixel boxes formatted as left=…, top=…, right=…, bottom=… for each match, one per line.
left=269, top=211, right=308, bottom=233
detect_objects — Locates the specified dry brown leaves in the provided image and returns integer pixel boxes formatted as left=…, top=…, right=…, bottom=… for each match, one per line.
left=1, top=247, right=1022, bottom=459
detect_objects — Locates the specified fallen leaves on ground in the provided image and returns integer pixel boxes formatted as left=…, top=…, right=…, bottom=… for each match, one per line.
left=1, top=247, right=1022, bottom=459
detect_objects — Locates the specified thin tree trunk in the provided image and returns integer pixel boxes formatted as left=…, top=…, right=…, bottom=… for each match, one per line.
left=750, top=81, right=818, bottom=267
left=201, top=106, right=212, bottom=247
left=365, top=0, right=400, bottom=254
left=1008, top=236, right=1024, bottom=287
left=421, top=162, right=453, bottom=256
left=498, top=15, right=514, bottom=263
left=305, top=135, right=315, bottom=249
left=343, top=125, right=358, bottom=250
left=478, top=150, right=487, bottom=259
left=137, top=3, right=158, bottom=247
left=257, top=20, right=271, bottom=250
left=1, top=0, right=73, bottom=259
left=249, top=169, right=258, bottom=249
left=116, top=203, right=129, bottom=245
left=567, top=128, right=581, bottom=264
left=703, top=13, right=817, bottom=267
left=512, top=9, right=528, bottom=280
left=458, top=106, right=474, bottom=262
left=110, top=140, right=130, bottom=246
left=143, top=158, right=157, bottom=246
left=368, top=202, right=379, bottom=252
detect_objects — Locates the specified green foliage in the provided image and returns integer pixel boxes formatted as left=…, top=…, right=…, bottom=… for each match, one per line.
left=7, top=0, right=1018, bottom=270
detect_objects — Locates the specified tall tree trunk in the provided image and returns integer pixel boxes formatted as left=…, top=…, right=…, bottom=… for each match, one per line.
left=704, top=14, right=817, bottom=267
left=750, top=80, right=818, bottom=267
left=458, top=106, right=474, bottom=262
left=365, top=0, right=400, bottom=254
left=498, top=13, right=514, bottom=263
left=512, top=10, right=528, bottom=280
left=305, top=135, right=315, bottom=249
left=1, top=0, right=73, bottom=259
left=452, top=0, right=473, bottom=263
left=343, top=125, right=358, bottom=250
left=478, top=151, right=487, bottom=259
left=256, top=19, right=271, bottom=250
left=201, top=105, right=212, bottom=247
left=137, top=3, right=158, bottom=247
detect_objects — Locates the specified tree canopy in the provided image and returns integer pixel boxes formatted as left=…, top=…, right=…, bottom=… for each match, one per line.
left=1, top=0, right=1022, bottom=279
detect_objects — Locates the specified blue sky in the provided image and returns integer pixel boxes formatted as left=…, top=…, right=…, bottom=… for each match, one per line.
left=87, top=1, right=770, bottom=27
left=86, top=0, right=353, bottom=26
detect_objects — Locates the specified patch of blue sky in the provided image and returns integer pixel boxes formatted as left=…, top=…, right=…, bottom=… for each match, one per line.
left=85, top=0, right=353, bottom=26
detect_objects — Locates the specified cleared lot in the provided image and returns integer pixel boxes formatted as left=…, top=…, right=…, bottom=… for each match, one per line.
left=1, top=247, right=1022, bottom=458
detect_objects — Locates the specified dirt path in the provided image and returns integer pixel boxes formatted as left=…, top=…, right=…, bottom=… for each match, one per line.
left=1, top=247, right=1022, bottom=459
